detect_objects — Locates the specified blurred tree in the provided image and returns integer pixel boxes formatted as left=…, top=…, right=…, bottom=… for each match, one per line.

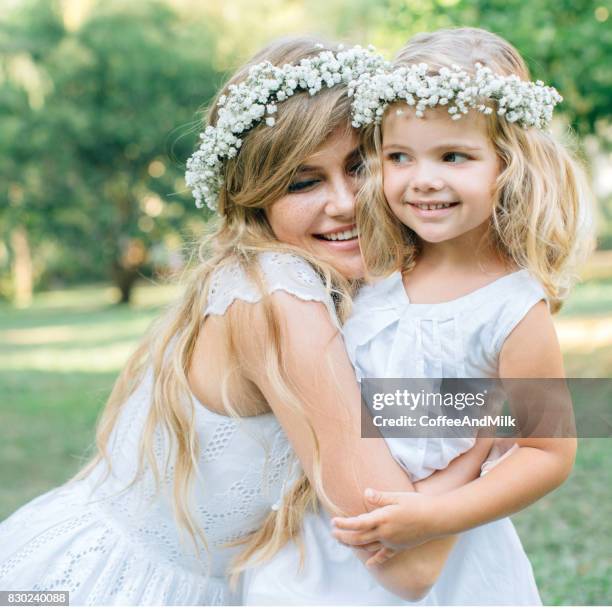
left=0, top=0, right=64, bottom=306
left=1, top=0, right=219, bottom=304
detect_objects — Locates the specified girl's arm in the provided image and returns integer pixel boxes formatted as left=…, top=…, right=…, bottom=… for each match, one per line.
left=438, top=300, right=575, bottom=527
left=332, top=301, right=576, bottom=559
left=235, top=292, right=457, bottom=601
left=413, top=436, right=493, bottom=495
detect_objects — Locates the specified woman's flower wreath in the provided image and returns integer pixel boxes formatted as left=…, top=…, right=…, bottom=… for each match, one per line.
left=186, top=45, right=388, bottom=211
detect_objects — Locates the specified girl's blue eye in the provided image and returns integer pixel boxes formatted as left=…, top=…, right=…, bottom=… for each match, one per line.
left=389, top=152, right=409, bottom=164
left=288, top=178, right=319, bottom=193
left=444, top=152, right=470, bottom=163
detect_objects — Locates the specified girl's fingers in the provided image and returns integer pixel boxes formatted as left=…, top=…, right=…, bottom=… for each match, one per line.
left=380, top=546, right=397, bottom=563
left=353, top=542, right=383, bottom=553
left=365, top=546, right=396, bottom=567
left=331, top=527, right=379, bottom=547
left=364, top=488, right=401, bottom=509
left=331, top=512, right=380, bottom=532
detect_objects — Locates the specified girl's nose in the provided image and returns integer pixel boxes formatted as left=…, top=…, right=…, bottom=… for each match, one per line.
left=410, top=163, right=445, bottom=193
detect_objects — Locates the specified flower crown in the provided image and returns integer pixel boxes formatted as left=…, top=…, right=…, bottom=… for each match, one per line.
left=350, top=62, right=562, bottom=130
left=186, top=45, right=388, bottom=211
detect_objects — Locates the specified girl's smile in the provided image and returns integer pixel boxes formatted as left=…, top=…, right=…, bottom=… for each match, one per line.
left=404, top=200, right=461, bottom=217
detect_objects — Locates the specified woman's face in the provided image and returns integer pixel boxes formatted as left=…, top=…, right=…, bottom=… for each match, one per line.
left=266, top=128, right=364, bottom=280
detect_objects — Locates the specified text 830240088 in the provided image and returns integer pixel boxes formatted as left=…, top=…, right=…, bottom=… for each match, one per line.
left=0, top=591, right=69, bottom=606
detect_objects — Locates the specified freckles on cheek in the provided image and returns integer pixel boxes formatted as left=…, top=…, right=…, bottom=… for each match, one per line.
left=268, top=202, right=313, bottom=246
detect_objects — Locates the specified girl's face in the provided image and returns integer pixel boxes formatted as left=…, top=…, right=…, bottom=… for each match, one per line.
left=266, top=128, right=364, bottom=279
left=382, top=105, right=501, bottom=246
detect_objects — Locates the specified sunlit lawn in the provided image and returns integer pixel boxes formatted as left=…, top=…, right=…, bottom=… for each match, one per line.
left=0, top=277, right=610, bottom=604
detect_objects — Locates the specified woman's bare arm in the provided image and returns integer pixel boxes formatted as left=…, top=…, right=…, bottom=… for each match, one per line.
left=234, top=293, right=457, bottom=600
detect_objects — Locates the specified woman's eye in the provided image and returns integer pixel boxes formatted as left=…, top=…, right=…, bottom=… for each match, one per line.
left=388, top=152, right=410, bottom=164
left=288, top=178, right=319, bottom=193
left=348, top=159, right=364, bottom=176
left=443, top=152, right=470, bottom=163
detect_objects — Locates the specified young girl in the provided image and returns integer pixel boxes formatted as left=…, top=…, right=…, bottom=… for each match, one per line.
left=243, top=28, right=592, bottom=605
left=330, top=26, right=593, bottom=595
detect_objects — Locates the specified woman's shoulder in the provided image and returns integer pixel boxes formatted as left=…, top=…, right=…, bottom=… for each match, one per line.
left=256, top=251, right=331, bottom=297
left=205, top=250, right=337, bottom=320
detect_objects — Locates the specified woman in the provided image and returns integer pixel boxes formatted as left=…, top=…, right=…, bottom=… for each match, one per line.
left=0, top=37, right=480, bottom=605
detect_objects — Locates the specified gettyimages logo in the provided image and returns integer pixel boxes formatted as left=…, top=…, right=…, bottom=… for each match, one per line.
left=360, top=378, right=612, bottom=439
left=370, top=388, right=488, bottom=411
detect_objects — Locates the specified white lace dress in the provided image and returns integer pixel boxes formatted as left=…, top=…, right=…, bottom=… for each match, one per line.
left=0, top=252, right=333, bottom=606
left=243, top=269, right=545, bottom=605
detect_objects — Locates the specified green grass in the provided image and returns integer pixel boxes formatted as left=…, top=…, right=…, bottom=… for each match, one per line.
left=557, top=276, right=612, bottom=319
left=513, top=439, right=611, bottom=605
left=0, top=277, right=610, bottom=605
left=0, top=280, right=182, bottom=512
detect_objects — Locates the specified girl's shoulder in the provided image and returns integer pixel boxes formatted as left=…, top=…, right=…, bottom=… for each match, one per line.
left=351, top=268, right=547, bottom=315
left=204, top=250, right=338, bottom=323
left=482, top=269, right=549, bottom=354
left=344, top=268, right=549, bottom=364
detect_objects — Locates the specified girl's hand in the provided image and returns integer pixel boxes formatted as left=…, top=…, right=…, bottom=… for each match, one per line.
left=351, top=542, right=398, bottom=567
left=331, top=488, right=437, bottom=565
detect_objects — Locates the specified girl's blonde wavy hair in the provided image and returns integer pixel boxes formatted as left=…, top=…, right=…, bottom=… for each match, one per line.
left=72, top=36, right=356, bottom=584
left=358, top=27, right=595, bottom=312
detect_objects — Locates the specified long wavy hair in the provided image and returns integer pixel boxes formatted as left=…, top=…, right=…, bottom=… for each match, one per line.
left=73, top=36, right=357, bottom=582
left=358, top=27, right=595, bottom=312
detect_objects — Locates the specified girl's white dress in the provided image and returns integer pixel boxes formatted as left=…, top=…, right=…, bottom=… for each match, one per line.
left=0, top=252, right=338, bottom=606
left=243, top=269, right=545, bottom=605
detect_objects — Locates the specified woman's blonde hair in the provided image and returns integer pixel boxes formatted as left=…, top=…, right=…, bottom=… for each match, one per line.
left=73, top=36, right=356, bottom=583
left=358, top=27, right=594, bottom=312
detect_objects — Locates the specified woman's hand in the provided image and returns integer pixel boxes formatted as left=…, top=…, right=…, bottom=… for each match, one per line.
left=331, top=488, right=439, bottom=566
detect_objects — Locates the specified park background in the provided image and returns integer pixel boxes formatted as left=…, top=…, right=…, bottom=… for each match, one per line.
left=0, top=0, right=610, bottom=605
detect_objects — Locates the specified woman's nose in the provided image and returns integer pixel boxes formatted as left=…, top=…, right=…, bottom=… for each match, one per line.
left=324, top=177, right=356, bottom=218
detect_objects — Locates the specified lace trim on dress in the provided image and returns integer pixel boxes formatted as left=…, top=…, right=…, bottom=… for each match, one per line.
left=204, top=251, right=340, bottom=328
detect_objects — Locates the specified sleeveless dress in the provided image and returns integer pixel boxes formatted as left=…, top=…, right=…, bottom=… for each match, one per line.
left=243, top=269, right=545, bottom=605
left=0, top=252, right=334, bottom=606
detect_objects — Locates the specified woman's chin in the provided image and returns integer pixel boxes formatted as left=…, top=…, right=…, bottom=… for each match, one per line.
left=317, top=244, right=364, bottom=280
